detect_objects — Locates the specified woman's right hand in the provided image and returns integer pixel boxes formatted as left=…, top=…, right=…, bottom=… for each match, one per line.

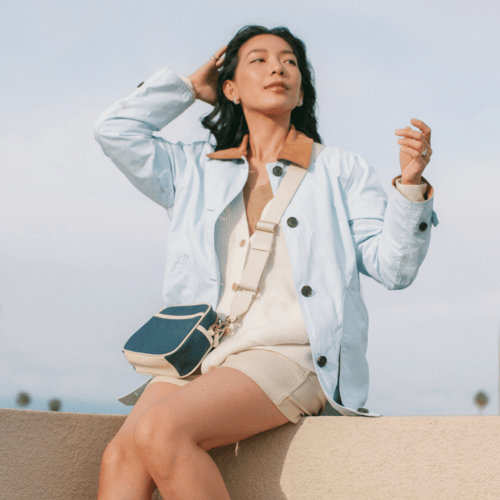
left=188, top=46, right=227, bottom=106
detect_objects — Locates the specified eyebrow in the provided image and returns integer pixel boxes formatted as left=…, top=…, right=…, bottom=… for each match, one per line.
left=245, top=48, right=296, bottom=59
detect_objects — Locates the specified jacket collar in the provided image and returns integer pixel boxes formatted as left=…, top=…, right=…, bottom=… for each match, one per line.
left=206, top=125, right=314, bottom=169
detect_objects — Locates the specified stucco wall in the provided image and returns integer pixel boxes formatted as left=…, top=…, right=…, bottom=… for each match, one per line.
left=1, top=408, right=499, bottom=499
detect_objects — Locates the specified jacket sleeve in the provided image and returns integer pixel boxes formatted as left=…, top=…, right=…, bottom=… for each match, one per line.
left=93, top=67, right=196, bottom=209
left=345, top=156, right=437, bottom=290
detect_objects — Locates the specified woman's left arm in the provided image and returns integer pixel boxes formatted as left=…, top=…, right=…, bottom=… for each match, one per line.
left=346, top=119, right=437, bottom=290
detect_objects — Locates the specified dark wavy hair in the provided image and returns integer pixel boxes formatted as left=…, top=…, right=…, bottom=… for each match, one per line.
left=201, top=25, right=322, bottom=151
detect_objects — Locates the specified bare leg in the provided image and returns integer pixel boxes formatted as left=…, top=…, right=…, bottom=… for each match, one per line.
left=97, top=382, right=181, bottom=500
left=133, top=367, right=291, bottom=500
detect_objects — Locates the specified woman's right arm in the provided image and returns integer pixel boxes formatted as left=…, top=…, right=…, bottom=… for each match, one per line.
left=93, top=67, right=196, bottom=209
left=93, top=47, right=226, bottom=209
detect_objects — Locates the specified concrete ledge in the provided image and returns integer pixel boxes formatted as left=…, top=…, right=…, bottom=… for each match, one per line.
left=1, top=408, right=499, bottom=499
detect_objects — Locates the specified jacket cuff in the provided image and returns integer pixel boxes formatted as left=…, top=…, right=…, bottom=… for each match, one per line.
left=179, top=75, right=196, bottom=98
left=384, top=184, right=436, bottom=288
left=101, top=66, right=196, bottom=132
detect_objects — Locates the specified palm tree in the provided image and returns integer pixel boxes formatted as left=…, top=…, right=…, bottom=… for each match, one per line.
left=48, top=398, right=62, bottom=412
left=474, top=391, right=489, bottom=415
left=16, top=391, right=31, bottom=408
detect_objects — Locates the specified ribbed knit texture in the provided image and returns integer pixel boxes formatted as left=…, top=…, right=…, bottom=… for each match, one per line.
left=201, top=191, right=316, bottom=374
left=395, top=179, right=427, bottom=202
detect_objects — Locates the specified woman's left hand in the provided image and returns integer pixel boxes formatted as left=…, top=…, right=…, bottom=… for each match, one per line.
left=395, top=118, right=432, bottom=185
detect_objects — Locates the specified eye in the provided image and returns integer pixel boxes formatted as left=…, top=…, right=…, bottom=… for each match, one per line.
left=252, top=58, right=265, bottom=63
left=285, top=59, right=297, bottom=65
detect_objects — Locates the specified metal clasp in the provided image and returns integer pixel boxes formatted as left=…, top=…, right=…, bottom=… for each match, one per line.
left=210, top=318, right=233, bottom=347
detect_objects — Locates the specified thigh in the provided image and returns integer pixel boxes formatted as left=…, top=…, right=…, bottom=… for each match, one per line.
left=147, top=364, right=203, bottom=388
left=139, top=366, right=291, bottom=452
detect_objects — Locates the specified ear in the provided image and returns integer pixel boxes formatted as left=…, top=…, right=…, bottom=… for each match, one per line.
left=223, top=80, right=239, bottom=104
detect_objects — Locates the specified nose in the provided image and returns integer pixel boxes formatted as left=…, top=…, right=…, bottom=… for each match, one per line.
left=271, top=59, right=285, bottom=75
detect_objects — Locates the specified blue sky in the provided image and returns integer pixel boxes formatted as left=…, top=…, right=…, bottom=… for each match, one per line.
left=1, top=0, right=499, bottom=415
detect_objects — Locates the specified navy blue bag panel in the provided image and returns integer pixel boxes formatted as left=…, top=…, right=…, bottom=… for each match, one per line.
left=124, top=315, right=202, bottom=355
left=164, top=330, right=212, bottom=376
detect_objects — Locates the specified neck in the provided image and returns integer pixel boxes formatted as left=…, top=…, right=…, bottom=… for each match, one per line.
left=244, top=110, right=291, bottom=164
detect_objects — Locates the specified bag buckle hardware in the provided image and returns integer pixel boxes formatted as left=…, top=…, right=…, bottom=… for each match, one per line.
left=234, top=284, right=259, bottom=298
left=255, top=220, right=277, bottom=233
left=210, top=318, right=232, bottom=347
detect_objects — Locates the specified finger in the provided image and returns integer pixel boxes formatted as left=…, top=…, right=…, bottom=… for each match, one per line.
left=395, top=128, right=431, bottom=153
left=398, top=138, right=432, bottom=156
left=397, top=134, right=431, bottom=148
left=212, top=45, right=228, bottom=67
left=215, top=56, right=225, bottom=69
left=410, top=118, right=431, bottom=141
left=215, top=45, right=228, bottom=58
left=394, top=127, right=425, bottom=141
left=397, top=138, right=426, bottom=151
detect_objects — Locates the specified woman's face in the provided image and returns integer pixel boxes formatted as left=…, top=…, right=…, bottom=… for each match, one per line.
left=223, top=34, right=304, bottom=117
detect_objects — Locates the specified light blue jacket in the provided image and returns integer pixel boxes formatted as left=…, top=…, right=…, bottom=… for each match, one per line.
left=94, top=66, right=438, bottom=417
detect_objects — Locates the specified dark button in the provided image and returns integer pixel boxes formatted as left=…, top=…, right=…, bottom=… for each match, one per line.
left=287, top=217, right=298, bottom=228
left=137, top=81, right=144, bottom=88
left=272, top=166, right=283, bottom=177
left=301, top=285, right=312, bottom=297
left=357, top=407, right=369, bottom=414
left=419, top=222, right=428, bottom=232
left=317, top=356, right=327, bottom=367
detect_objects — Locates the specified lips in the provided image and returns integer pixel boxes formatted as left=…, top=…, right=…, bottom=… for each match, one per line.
left=265, top=82, right=288, bottom=89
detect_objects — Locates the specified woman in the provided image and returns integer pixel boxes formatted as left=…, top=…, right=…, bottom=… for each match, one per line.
left=94, top=25, right=436, bottom=500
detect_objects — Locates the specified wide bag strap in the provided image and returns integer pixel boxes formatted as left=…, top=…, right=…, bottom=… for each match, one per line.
left=228, top=143, right=325, bottom=322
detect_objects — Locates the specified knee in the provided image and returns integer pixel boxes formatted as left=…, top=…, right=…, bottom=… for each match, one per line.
left=133, top=410, right=184, bottom=475
left=100, top=434, right=136, bottom=477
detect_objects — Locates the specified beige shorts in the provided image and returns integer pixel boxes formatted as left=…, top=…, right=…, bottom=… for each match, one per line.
left=148, top=349, right=328, bottom=424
